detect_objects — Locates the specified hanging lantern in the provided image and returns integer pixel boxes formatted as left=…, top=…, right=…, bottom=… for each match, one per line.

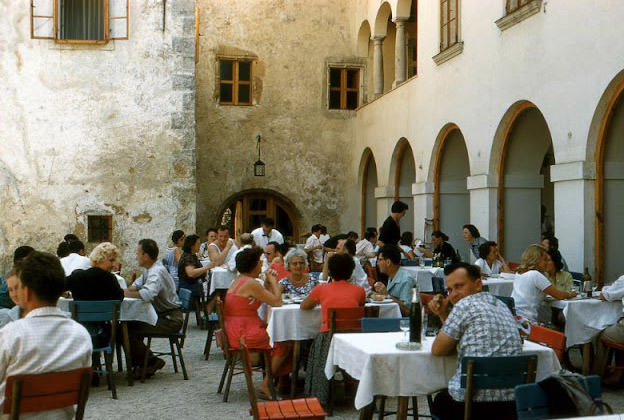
left=254, top=134, right=265, bottom=176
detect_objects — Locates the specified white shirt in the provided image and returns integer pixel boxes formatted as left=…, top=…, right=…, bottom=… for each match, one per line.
left=0, top=306, right=92, bottom=420
left=60, top=253, right=91, bottom=277
left=228, top=244, right=252, bottom=272
left=511, top=270, right=551, bottom=322
left=355, top=239, right=375, bottom=257
left=319, top=234, right=330, bottom=245
left=305, top=234, right=323, bottom=263
left=399, top=244, right=413, bottom=256
left=352, top=256, right=371, bottom=293
left=474, top=258, right=503, bottom=276
left=601, top=275, right=624, bottom=312
left=251, top=227, right=284, bottom=249
left=134, top=261, right=180, bottom=313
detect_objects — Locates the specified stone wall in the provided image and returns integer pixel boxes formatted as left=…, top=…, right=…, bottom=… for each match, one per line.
left=0, top=0, right=196, bottom=274
left=195, top=0, right=360, bottom=239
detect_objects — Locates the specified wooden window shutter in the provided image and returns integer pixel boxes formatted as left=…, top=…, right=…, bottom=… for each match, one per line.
left=31, top=0, right=55, bottom=39
left=109, top=0, right=129, bottom=40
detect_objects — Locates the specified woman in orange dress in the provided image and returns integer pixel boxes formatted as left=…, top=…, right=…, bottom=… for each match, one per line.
left=224, top=246, right=291, bottom=399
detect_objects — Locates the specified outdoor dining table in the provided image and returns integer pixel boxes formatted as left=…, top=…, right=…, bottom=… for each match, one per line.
left=324, top=332, right=562, bottom=420
left=58, top=297, right=158, bottom=386
left=203, top=265, right=236, bottom=295
left=400, top=266, right=445, bottom=292
left=481, top=274, right=516, bottom=297
left=549, top=294, right=623, bottom=373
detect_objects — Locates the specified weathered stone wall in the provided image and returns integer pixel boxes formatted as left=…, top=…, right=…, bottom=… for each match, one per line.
left=0, top=0, right=196, bottom=274
left=195, top=0, right=360, bottom=238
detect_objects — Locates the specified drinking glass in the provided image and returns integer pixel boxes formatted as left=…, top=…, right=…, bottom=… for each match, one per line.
left=418, top=257, right=425, bottom=268
left=399, top=319, right=410, bottom=342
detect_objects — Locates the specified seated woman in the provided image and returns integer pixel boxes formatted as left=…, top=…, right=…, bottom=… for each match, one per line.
left=178, top=234, right=215, bottom=298
left=511, top=244, right=577, bottom=323
left=474, top=241, right=511, bottom=277
left=399, top=231, right=417, bottom=261
left=301, top=253, right=366, bottom=406
left=66, top=242, right=125, bottom=302
left=164, top=230, right=185, bottom=290
left=223, top=247, right=291, bottom=400
left=279, top=248, right=317, bottom=297
left=544, top=250, right=573, bottom=292
left=0, top=270, right=22, bottom=328
left=417, top=230, right=460, bottom=264
left=268, top=242, right=290, bottom=281
left=462, top=224, right=487, bottom=263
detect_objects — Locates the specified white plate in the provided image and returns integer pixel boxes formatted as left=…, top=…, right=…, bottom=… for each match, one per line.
left=369, top=298, right=394, bottom=304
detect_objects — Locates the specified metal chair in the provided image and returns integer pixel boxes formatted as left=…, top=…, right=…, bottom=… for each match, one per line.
left=360, top=317, right=405, bottom=332
left=528, top=325, right=565, bottom=362
left=69, top=300, right=120, bottom=399
left=3, top=367, right=92, bottom=420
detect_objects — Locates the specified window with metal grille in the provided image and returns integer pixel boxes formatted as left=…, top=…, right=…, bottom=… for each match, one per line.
left=219, top=59, right=254, bottom=106
left=88, top=215, right=112, bottom=243
left=328, top=67, right=360, bottom=110
left=440, top=0, right=459, bottom=51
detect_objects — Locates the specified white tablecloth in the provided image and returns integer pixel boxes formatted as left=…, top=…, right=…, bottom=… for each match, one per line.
left=482, top=277, right=515, bottom=297
left=324, top=332, right=562, bottom=410
left=549, top=297, right=623, bottom=347
left=265, top=302, right=402, bottom=345
left=401, top=267, right=445, bottom=292
left=57, top=297, right=158, bottom=326
left=208, top=267, right=236, bottom=295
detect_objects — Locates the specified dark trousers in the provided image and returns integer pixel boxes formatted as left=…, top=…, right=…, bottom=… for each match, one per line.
left=127, top=310, right=183, bottom=366
left=431, top=389, right=517, bottom=420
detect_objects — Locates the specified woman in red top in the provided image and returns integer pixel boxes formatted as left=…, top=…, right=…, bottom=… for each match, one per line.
left=300, top=253, right=365, bottom=405
left=224, top=247, right=291, bottom=399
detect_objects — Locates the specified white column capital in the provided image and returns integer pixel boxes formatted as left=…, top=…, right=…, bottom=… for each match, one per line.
left=372, top=35, right=386, bottom=43
left=466, top=174, right=498, bottom=190
left=412, top=181, right=435, bottom=195
left=550, top=161, right=596, bottom=182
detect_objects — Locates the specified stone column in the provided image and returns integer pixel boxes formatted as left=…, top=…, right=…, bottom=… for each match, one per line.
left=412, top=181, right=435, bottom=246
left=373, top=36, right=385, bottom=98
left=393, top=18, right=407, bottom=88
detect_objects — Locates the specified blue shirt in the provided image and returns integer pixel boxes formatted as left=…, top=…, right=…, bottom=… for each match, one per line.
left=386, top=267, right=415, bottom=307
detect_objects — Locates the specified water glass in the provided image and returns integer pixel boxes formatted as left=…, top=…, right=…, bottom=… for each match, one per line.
left=399, top=319, right=410, bottom=342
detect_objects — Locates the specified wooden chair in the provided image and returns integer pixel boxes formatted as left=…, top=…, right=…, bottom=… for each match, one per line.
left=69, top=300, right=120, bottom=399
left=528, top=325, right=566, bottom=362
left=140, top=288, right=191, bottom=382
left=241, top=343, right=326, bottom=420
left=598, top=337, right=624, bottom=378
left=215, top=298, right=275, bottom=402
left=461, top=355, right=537, bottom=420
left=3, top=367, right=93, bottom=420
left=515, top=375, right=605, bottom=420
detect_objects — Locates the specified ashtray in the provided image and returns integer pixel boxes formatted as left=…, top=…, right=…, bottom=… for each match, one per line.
left=395, top=342, right=422, bottom=351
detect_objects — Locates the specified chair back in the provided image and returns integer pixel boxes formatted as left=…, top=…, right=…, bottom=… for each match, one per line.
left=432, top=276, right=445, bottom=294
left=570, top=271, right=583, bottom=281
left=364, top=305, right=380, bottom=318
left=495, top=295, right=516, bottom=316
left=528, top=325, right=565, bottom=362
left=329, top=307, right=364, bottom=337
left=215, top=298, right=233, bottom=356
left=178, top=288, right=193, bottom=311
left=360, top=317, right=404, bottom=332
left=70, top=300, right=120, bottom=350
left=461, top=355, right=537, bottom=420
left=3, top=367, right=93, bottom=420
left=515, top=375, right=603, bottom=420
left=239, top=343, right=261, bottom=420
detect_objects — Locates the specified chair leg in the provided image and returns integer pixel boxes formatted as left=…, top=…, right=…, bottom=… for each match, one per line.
left=223, top=354, right=237, bottom=402
left=218, top=358, right=229, bottom=394
left=116, top=342, right=123, bottom=372
left=175, top=339, right=189, bottom=380
left=378, top=396, right=386, bottom=420
left=141, top=337, right=152, bottom=383
left=204, top=325, right=215, bottom=361
left=169, top=339, right=179, bottom=373
left=104, top=352, right=117, bottom=400
left=263, top=351, right=276, bottom=400
left=327, top=377, right=334, bottom=417
left=411, top=396, right=418, bottom=420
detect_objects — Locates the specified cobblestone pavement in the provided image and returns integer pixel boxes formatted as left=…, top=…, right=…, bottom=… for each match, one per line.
left=85, top=323, right=624, bottom=419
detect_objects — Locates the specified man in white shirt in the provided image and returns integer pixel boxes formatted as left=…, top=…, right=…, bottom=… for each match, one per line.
left=304, top=224, right=324, bottom=272
left=356, top=231, right=378, bottom=259
left=0, top=251, right=92, bottom=419
left=251, top=217, right=284, bottom=249
left=60, top=240, right=91, bottom=276
left=594, top=275, right=624, bottom=382
left=228, top=233, right=254, bottom=272
left=207, top=226, right=238, bottom=270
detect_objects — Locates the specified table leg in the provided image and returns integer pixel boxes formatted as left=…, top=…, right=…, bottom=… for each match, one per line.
left=358, top=402, right=375, bottom=420
left=582, top=342, right=592, bottom=375
left=397, top=397, right=409, bottom=420
left=290, top=340, right=300, bottom=398
left=121, top=322, right=134, bottom=386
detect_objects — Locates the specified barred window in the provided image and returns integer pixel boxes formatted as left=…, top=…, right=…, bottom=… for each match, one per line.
left=440, top=0, right=459, bottom=51
left=88, top=215, right=112, bottom=243
left=219, top=59, right=254, bottom=106
left=328, top=67, right=360, bottom=110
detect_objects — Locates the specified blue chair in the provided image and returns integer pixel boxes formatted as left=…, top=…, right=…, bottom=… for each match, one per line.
left=461, top=355, right=537, bottom=420
left=140, top=288, right=191, bottom=382
left=360, top=317, right=406, bottom=332
left=495, top=295, right=516, bottom=316
left=69, top=300, right=120, bottom=399
left=432, top=277, right=445, bottom=294
left=515, top=375, right=605, bottom=420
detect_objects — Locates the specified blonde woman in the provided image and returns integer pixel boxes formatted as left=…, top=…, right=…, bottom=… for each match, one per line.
left=66, top=242, right=125, bottom=302
left=511, top=244, right=576, bottom=322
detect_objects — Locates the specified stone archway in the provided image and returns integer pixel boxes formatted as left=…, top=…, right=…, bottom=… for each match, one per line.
left=390, top=138, right=415, bottom=234
left=359, top=148, right=378, bottom=235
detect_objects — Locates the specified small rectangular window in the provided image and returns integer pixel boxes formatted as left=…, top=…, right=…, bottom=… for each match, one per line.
left=218, top=59, right=254, bottom=106
left=506, top=0, right=532, bottom=14
left=328, top=67, right=360, bottom=110
left=88, top=215, right=112, bottom=243
left=440, top=0, right=459, bottom=51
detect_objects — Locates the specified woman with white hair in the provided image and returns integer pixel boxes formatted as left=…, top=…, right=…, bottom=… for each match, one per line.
left=278, top=248, right=317, bottom=297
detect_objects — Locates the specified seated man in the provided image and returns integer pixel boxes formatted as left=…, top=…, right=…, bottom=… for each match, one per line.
left=228, top=233, right=254, bottom=272
left=0, top=251, right=92, bottom=419
left=207, top=225, right=238, bottom=271
left=124, top=239, right=182, bottom=378
left=60, top=240, right=91, bottom=276
left=373, top=244, right=414, bottom=315
left=428, top=262, right=522, bottom=420
left=593, top=274, right=624, bottom=383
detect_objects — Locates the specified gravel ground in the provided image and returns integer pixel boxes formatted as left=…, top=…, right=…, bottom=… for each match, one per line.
left=85, top=323, right=624, bottom=419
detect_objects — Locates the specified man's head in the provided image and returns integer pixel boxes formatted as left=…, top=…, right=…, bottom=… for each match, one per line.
left=336, top=239, right=356, bottom=256
left=13, top=246, right=34, bottom=265
left=64, top=234, right=79, bottom=243
left=346, top=231, right=358, bottom=241
left=261, top=217, right=275, bottom=235
left=68, top=240, right=85, bottom=256
left=56, top=242, right=70, bottom=258
left=137, top=239, right=159, bottom=267
left=364, top=230, right=377, bottom=242
left=17, top=251, right=66, bottom=308
left=377, top=244, right=401, bottom=274
left=240, top=233, right=254, bottom=246
left=311, top=224, right=322, bottom=237
left=443, top=262, right=483, bottom=305
left=391, top=201, right=409, bottom=218
left=264, top=241, right=281, bottom=262
left=328, top=253, right=355, bottom=281
left=216, top=225, right=230, bottom=245
left=6, top=270, right=21, bottom=307
left=431, top=231, right=448, bottom=249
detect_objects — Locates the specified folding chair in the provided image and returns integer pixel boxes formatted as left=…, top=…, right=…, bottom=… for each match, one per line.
left=528, top=325, right=565, bottom=362
left=69, top=300, right=120, bottom=399
left=3, top=367, right=93, bottom=420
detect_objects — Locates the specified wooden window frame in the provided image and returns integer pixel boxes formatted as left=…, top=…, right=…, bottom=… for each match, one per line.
left=440, top=0, right=459, bottom=52
left=505, top=0, right=533, bottom=15
left=87, top=215, right=113, bottom=243
left=328, top=67, right=360, bottom=111
left=30, top=0, right=129, bottom=44
left=218, top=59, right=254, bottom=106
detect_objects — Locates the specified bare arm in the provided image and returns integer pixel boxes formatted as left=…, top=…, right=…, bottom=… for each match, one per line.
left=184, top=261, right=215, bottom=279
left=207, top=240, right=233, bottom=265
left=300, top=295, right=319, bottom=310
left=431, top=331, right=457, bottom=356
left=544, top=285, right=576, bottom=300
left=418, top=247, right=434, bottom=258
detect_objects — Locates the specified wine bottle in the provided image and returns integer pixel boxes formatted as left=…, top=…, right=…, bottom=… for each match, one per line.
left=409, top=286, right=422, bottom=344
left=582, top=266, right=592, bottom=298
